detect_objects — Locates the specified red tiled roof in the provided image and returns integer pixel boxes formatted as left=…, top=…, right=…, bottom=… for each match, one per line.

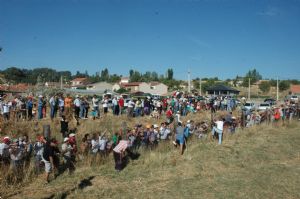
left=0, top=84, right=31, bottom=92
left=290, top=85, right=300, bottom=94
left=71, top=77, right=87, bottom=82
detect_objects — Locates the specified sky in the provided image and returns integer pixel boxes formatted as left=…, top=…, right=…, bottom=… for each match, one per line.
left=0, top=0, right=300, bottom=80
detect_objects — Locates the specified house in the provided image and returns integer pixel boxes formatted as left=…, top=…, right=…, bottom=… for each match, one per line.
left=86, top=82, right=113, bottom=91
left=206, top=84, right=240, bottom=96
left=120, top=77, right=129, bottom=84
left=70, top=78, right=88, bottom=86
left=114, top=82, right=168, bottom=95
left=70, top=77, right=88, bottom=89
left=147, top=82, right=168, bottom=95
left=290, top=85, right=300, bottom=95
left=122, top=82, right=149, bottom=93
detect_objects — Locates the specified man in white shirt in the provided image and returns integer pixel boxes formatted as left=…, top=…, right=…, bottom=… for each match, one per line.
left=127, top=99, right=135, bottom=117
left=73, top=95, right=81, bottom=119
left=212, top=118, right=224, bottom=145
left=92, top=95, right=99, bottom=117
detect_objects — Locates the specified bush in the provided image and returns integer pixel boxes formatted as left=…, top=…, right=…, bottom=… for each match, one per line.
left=259, top=81, right=271, bottom=93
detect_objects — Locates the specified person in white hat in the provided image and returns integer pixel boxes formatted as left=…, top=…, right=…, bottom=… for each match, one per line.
left=61, top=137, right=75, bottom=174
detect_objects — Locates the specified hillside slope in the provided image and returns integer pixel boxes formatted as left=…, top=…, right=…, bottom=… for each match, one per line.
left=4, top=122, right=300, bottom=199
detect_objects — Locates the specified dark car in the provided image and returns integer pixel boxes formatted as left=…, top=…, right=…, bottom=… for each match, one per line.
left=264, top=98, right=276, bottom=105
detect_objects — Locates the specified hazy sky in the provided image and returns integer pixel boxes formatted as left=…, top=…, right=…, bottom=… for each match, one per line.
left=0, top=0, right=300, bottom=80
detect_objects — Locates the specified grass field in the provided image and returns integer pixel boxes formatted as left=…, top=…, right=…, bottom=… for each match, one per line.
left=1, top=116, right=299, bottom=199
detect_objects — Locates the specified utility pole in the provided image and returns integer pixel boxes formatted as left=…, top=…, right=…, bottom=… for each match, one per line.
left=188, top=69, right=191, bottom=93
left=199, top=77, right=202, bottom=96
left=248, top=78, right=251, bottom=100
left=276, top=76, right=279, bottom=101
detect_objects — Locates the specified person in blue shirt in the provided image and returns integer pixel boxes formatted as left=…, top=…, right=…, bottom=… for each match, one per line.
left=27, top=97, right=33, bottom=120
left=38, top=95, right=43, bottom=120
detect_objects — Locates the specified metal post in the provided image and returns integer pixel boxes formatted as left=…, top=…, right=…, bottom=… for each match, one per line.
left=188, top=69, right=191, bottom=93
left=277, top=77, right=279, bottom=101
left=199, top=78, right=202, bottom=96
left=248, top=78, right=251, bottom=100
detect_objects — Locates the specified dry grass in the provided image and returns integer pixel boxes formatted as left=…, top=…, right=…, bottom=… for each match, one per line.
left=1, top=114, right=300, bottom=199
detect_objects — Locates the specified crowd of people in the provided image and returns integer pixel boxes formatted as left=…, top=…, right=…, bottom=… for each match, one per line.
left=0, top=92, right=299, bottom=184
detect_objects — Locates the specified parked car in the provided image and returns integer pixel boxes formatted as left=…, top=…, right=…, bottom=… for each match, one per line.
left=243, top=102, right=256, bottom=111
left=258, top=103, right=271, bottom=111
left=290, top=95, right=299, bottom=102
left=264, top=98, right=276, bottom=105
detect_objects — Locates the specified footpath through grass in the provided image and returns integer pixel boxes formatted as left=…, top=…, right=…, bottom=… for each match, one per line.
left=4, top=122, right=300, bottom=199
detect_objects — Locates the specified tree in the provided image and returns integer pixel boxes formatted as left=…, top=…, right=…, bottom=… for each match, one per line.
left=259, top=81, right=271, bottom=93
left=193, top=80, right=200, bottom=89
left=166, top=68, right=173, bottom=80
left=242, top=69, right=262, bottom=87
left=100, top=68, right=109, bottom=81
left=279, top=81, right=290, bottom=91
left=129, top=70, right=142, bottom=82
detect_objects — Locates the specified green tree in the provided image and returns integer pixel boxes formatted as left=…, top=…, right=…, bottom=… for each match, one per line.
left=279, top=81, right=290, bottom=91
left=130, top=71, right=142, bottom=82
left=100, top=68, right=109, bottom=81
left=242, top=69, right=262, bottom=87
left=259, top=81, right=271, bottom=93
left=166, top=68, right=173, bottom=80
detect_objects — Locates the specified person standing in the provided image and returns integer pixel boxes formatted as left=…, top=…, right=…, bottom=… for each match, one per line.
left=92, top=95, right=99, bottom=118
left=38, top=95, right=43, bottom=120
left=73, top=95, right=81, bottom=120
left=49, top=95, right=56, bottom=121
left=27, top=97, right=33, bottom=120
left=118, top=96, right=124, bottom=115
left=173, top=122, right=185, bottom=155
left=212, top=118, right=224, bottom=145
left=102, top=96, right=109, bottom=115
left=61, top=137, right=75, bottom=174
left=58, top=95, right=65, bottom=117
left=41, top=138, right=55, bottom=184
left=112, top=97, right=119, bottom=116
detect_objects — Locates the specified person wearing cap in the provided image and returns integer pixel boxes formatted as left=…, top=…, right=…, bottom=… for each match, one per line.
left=0, top=136, right=11, bottom=166
left=61, top=137, right=75, bottom=174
